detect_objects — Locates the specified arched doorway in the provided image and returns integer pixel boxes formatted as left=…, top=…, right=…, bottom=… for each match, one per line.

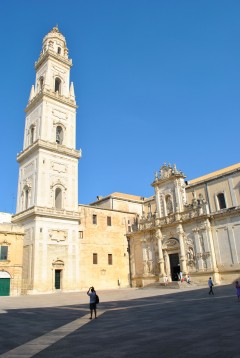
left=162, top=238, right=181, bottom=281
left=169, top=253, right=180, bottom=281
left=0, top=271, right=11, bottom=296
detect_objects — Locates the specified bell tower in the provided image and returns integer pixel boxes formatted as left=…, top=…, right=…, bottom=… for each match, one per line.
left=13, top=27, right=81, bottom=294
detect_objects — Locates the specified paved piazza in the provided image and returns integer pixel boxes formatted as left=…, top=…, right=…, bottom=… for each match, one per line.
left=0, top=284, right=239, bottom=357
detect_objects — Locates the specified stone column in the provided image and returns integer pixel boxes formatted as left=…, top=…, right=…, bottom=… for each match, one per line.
left=193, top=228, right=204, bottom=271
left=205, top=220, right=220, bottom=284
left=177, top=224, right=187, bottom=274
left=155, top=187, right=162, bottom=218
left=156, top=228, right=166, bottom=280
left=141, top=239, right=148, bottom=276
left=163, top=251, right=171, bottom=280
left=174, top=181, right=181, bottom=212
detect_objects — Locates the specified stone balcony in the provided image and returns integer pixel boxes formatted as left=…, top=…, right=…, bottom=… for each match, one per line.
left=135, top=206, right=209, bottom=232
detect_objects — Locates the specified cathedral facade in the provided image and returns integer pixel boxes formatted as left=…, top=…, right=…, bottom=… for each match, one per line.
left=127, top=163, right=240, bottom=287
left=0, top=27, right=239, bottom=295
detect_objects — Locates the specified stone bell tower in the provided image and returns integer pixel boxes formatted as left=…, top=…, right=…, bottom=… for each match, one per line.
left=13, top=27, right=81, bottom=294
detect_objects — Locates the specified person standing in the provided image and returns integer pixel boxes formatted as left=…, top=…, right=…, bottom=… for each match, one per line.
left=235, top=281, right=240, bottom=300
left=163, top=275, right=168, bottom=286
left=87, top=286, right=97, bottom=319
left=208, top=277, right=214, bottom=295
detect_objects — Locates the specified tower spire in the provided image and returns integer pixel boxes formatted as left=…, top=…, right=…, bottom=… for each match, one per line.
left=28, top=85, right=35, bottom=102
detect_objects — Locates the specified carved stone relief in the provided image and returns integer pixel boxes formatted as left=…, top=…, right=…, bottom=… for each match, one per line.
left=49, top=229, right=68, bottom=242
left=51, top=161, right=67, bottom=174
left=52, top=65, right=66, bottom=74
left=52, top=109, right=68, bottom=120
left=24, top=162, right=34, bottom=175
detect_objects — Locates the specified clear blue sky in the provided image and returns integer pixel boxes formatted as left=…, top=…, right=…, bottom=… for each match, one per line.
left=0, top=1, right=239, bottom=213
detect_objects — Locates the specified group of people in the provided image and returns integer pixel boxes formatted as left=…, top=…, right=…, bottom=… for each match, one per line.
left=178, top=272, right=191, bottom=284
left=87, top=279, right=240, bottom=320
left=208, top=277, right=240, bottom=299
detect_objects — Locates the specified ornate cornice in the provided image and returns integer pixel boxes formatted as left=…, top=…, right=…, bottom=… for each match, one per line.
left=12, top=206, right=80, bottom=223
left=25, top=88, right=77, bottom=113
left=35, top=49, right=72, bottom=71
left=17, top=139, right=81, bottom=162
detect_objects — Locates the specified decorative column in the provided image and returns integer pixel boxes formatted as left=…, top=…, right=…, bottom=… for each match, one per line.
left=155, top=187, right=161, bottom=218
left=205, top=219, right=220, bottom=284
left=163, top=251, right=171, bottom=280
left=156, top=228, right=166, bottom=280
left=141, top=238, right=148, bottom=276
left=193, top=228, right=204, bottom=271
left=177, top=224, right=187, bottom=274
left=174, top=181, right=181, bottom=212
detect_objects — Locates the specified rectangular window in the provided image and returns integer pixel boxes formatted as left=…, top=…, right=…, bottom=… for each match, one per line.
left=92, top=214, right=97, bottom=225
left=93, top=253, right=98, bottom=264
left=79, top=231, right=83, bottom=239
left=108, top=254, right=113, bottom=265
left=107, top=216, right=112, bottom=226
left=0, top=246, right=8, bottom=260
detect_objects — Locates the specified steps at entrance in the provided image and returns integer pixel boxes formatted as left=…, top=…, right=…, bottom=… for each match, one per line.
left=141, top=281, right=198, bottom=290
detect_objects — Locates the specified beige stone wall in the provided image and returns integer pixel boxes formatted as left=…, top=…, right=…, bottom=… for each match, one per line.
left=91, top=194, right=144, bottom=215
left=0, top=224, right=24, bottom=296
left=78, top=205, right=136, bottom=289
left=186, top=167, right=240, bottom=213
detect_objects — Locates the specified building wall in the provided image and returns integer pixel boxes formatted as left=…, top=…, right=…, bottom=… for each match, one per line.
left=78, top=205, right=136, bottom=289
left=0, top=224, right=24, bottom=296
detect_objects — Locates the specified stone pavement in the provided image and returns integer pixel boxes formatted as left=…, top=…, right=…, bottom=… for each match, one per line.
left=0, top=284, right=239, bottom=357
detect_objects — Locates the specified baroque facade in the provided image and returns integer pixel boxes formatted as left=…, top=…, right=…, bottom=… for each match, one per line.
left=0, top=27, right=239, bottom=295
left=127, top=163, right=240, bottom=287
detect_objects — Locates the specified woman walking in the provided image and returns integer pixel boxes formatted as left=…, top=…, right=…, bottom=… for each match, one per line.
left=235, top=281, right=240, bottom=300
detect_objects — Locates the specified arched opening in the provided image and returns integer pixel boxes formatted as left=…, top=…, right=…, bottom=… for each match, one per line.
left=0, top=271, right=11, bottom=296
left=56, top=126, right=63, bottom=144
left=39, top=76, right=44, bottom=91
left=25, top=188, right=29, bottom=210
left=169, top=253, right=180, bottom=281
left=30, top=126, right=35, bottom=145
left=57, top=47, right=61, bottom=54
left=54, top=78, right=61, bottom=93
left=165, top=195, right=173, bottom=214
left=55, top=188, right=62, bottom=209
left=217, top=193, right=226, bottom=209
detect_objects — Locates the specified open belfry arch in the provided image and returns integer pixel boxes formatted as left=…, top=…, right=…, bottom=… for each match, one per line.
left=13, top=26, right=81, bottom=294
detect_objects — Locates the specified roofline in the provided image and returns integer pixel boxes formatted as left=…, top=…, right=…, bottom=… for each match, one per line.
left=187, top=164, right=240, bottom=188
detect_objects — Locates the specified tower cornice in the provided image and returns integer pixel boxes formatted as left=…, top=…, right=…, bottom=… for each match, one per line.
left=17, top=139, right=82, bottom=162
left=35, top=49, right=72, bottom=71
left=25, top=88, right=77, bottom=113
left=12, top=206, right=80, bottom=223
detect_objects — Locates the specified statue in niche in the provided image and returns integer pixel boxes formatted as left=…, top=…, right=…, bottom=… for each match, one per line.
left=187, top=247, right=194, bottom=261
left=166, top=195, right=173, bottom=214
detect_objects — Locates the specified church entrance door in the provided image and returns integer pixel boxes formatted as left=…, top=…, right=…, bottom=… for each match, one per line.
left=169, top=253, right=180, bottom=281
left=55, top=270, right=61, bottom=289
